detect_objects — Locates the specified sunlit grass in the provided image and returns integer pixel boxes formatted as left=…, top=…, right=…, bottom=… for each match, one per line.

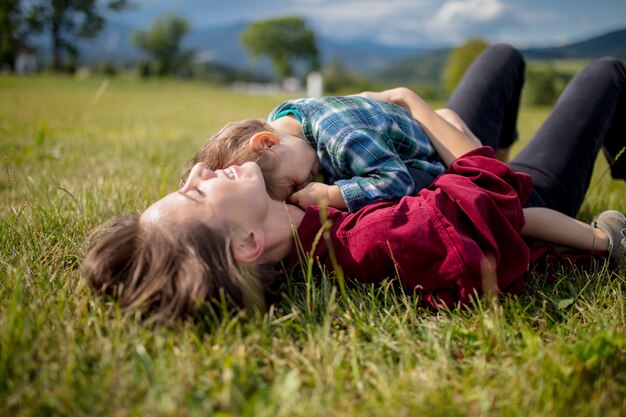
left=1, top=75, right=625, bottom=416
left=527, top=59, right=591, bottom=74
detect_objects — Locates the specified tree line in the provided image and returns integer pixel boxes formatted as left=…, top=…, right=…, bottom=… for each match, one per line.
left=0, top=1, right=570, bottom=104
left=1, top=2, right=318, bottom=80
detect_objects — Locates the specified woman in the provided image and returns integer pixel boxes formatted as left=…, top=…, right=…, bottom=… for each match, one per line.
left=83, top=45, right=626, bottom=322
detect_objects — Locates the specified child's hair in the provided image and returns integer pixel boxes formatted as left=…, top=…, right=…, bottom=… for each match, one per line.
left=82, top=215, right=281, bottom=323
left=181, top=118, right=289, bottom=200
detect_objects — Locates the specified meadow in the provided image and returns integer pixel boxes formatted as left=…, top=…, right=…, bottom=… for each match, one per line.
left=1, top=74, right=625, bottom=416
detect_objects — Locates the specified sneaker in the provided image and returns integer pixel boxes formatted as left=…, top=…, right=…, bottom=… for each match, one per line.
left=591, top=210, right=626, bottom=266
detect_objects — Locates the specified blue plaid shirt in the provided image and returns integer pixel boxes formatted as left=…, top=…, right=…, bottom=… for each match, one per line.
left=268, top=96, right=445, bottom=212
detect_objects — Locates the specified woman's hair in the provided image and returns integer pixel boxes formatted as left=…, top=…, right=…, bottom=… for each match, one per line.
left=180, top=118, right=288, bottom=200
left=82, top=215, right=282, bottom=323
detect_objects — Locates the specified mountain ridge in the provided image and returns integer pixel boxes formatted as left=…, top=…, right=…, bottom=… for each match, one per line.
left=51, top=21, right=626, bottom=80
left=376, top=28, right=626, bottom=85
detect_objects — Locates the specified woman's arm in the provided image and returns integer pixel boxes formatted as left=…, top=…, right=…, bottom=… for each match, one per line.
left=357, top=87, right=480, bottom=166
left=522, top=207, right=610, bottom=250
left=434, top=108, right=482, bottom=147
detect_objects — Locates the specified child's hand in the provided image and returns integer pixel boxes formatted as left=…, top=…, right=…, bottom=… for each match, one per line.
left=289, top=183, right=346, bottom=209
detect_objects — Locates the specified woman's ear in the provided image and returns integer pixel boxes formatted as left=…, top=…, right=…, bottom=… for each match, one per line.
left=231, top=228, right=265, bottom=264
left=249, top=131, right=280, bottom=151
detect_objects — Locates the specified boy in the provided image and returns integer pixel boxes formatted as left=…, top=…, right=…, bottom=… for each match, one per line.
left=181, top=93, right=452, bottom=213
left=181, top=44, right=525, bottom=213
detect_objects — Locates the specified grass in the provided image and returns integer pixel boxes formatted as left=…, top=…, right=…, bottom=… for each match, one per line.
left=526, top=59, right=592, bottom=75
left=1, top=74, right=625, bottom=416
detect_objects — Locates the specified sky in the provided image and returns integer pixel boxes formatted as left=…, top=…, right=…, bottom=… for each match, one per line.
left=114, top=0, right=626, bottom=49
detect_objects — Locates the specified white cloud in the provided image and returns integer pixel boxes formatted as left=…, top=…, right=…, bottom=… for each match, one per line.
left=436, top=0, right=506, bottom=25
left=424, top=0, right=518, bottom=43
left=120, top=0, right=626, bottom=48
left=285, top=0, right=533, bottom=47
left=287, top=0, right=442, bottom=46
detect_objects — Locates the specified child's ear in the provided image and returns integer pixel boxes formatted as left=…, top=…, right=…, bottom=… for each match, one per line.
left=249, top=131, right=280, bottom=151
left=231, top=228, right=265, bottom=264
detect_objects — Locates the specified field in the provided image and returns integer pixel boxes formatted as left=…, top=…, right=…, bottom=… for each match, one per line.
left=1, top=75, right=625, bottom=416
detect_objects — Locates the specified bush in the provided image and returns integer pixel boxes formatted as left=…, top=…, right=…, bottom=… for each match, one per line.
left=524, top=66, right=572, bottom=106
left=92, top=61, right=117, bottom=77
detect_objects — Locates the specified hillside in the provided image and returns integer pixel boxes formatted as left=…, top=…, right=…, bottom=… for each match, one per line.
left=523, top=28, right=626, bottom=60
left=376, top=48, right=450, bottom=85
left=373, top=28, right=626, bottom=86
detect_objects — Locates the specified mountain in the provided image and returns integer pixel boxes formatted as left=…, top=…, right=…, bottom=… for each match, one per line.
left=185, top=22, right=249, bottom=67
left=36, top=20, right=626, bottom=81
left=373, top=28, right=626, bottom=86
left=522, top=28, right=626, bottom=60
left=69, top=20, right=425, bottom=77
left=376, top=48, right=451, bottom=85
left=317, top=38, right=427, bottom=75
left=77, top=21, right=138, bottom=63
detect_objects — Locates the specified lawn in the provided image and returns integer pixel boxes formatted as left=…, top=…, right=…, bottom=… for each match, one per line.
left=1, top=75, right=625, bottom=416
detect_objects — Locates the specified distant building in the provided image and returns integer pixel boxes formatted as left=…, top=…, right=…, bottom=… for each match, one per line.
left=282, top=77, right=301, bottom=93
left=15, top=47, right=37, bottom=74
left=306, top=72, right=323, bottom=97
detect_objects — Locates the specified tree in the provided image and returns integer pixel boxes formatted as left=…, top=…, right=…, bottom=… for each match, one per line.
left=27, top=0, right=129, bottom=72
left=241, top=16, right=318, bottom=80
left=322, top=57, right=372, bottom=94
left=132, top=13, right=194, bottom=77
left=443, top=38, right=489, bottom=94
left=0, top=0, right=30, bottom=71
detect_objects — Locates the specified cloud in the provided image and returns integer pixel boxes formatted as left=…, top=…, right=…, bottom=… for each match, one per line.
left=283, top=0, right=528, bottom=47
left=436, top=0, right=506, bottom=25
left=118, top=0, right=626, bottom=48
left=425, top=0, right=521, bottom=43
left=287, top=0, right=442, bottom=46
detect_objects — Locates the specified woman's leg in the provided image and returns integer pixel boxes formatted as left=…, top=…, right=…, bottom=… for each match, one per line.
left=445, top=43, right=525, bottom=153
left=509, top=57, right=626, bottom=217
left=410, top=44, right=524, bottom=189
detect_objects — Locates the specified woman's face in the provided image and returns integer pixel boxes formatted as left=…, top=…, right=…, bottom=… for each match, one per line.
left=141, top=161, right=271, bottom=230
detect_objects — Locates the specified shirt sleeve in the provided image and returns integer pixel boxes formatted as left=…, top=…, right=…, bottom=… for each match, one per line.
left=328, top=128, right=416, bottom=212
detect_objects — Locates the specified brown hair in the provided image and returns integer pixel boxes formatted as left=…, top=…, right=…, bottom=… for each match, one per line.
left=181, top=118, right=289, bottom=200
left=82, top=215, right=282, bottom=323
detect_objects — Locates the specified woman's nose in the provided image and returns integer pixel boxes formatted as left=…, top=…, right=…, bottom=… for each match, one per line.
left=194, top=162, right=212, bottom=179
left=181, top=163, right=214, bottom=191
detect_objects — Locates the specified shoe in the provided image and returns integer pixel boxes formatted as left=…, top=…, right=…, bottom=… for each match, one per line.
left=591, top=210, right=626, bottom=266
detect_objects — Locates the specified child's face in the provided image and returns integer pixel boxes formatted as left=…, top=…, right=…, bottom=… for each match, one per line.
left=142, top=161, right=271, bottom=233
left=272, top=134, right=321, bottom=201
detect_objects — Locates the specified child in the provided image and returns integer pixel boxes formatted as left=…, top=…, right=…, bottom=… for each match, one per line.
left=180, top=96, right=448, bottom=213
left=185, top=86, right=620, bottom=255
left=83, top=54, right=626, bottom=322
left=181, top=45, right=524, bottom=213
left=179, top=49, right=612, bottom=252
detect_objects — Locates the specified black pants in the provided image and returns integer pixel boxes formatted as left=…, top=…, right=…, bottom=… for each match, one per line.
left=447, top=43, right=626, bottom=217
